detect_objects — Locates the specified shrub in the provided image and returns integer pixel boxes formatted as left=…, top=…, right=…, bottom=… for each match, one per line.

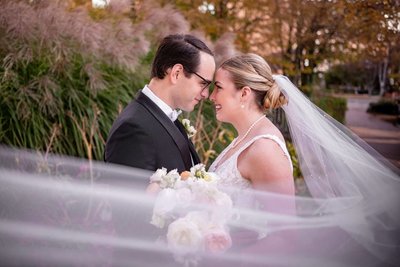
left=286, top=141, right=302, bottom=179
left=312, top=96, right=347, bottom=124
left=367, top=100, right=399, bottom=115
left=300, top=85, right=313, bottom=97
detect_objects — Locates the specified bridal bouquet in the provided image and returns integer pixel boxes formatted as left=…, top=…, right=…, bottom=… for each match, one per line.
left=149, top=164, right=233, bottom=257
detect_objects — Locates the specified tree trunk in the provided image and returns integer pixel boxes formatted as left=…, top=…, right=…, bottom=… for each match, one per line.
left=378, top=46, right=390, bottom=96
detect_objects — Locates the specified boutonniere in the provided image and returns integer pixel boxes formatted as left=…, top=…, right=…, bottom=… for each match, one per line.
left=181, top=118, right=197, bottom=138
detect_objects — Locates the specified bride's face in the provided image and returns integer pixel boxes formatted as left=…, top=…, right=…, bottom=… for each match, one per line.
left=210, top=68, right=242, bottom=123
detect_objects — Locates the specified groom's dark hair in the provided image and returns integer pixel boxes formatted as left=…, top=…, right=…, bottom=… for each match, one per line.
left=151, top=34, right=213, bottom=79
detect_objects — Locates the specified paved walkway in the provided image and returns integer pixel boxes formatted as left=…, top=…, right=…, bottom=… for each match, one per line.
left=343, top=95, right=400, bottom=168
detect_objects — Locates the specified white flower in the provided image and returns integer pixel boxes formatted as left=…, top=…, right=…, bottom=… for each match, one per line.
left=190, top=163, right=205, bottom=174
left=167, top=217, right=204, bottom=252
left=175, top=187, right=194, bottom=208
left=181, top=119, right=197, bottom=137
left=151, top=188, right=178, bottom=228
left=189, top=163, right=215, bottom=181
left=149, top=166, right=233, bottom=257
left=150, top=167, right=167, bottom=183
left=159, top=169, right=180, bottom=189
left=185, top=211, right=209, bottom=232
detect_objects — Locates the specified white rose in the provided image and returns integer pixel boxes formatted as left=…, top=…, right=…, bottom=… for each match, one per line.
left=185, top=211, right=209, bottom=232
left=167, top=217, right=204, bottom=253
left=175, top=187, right=194, bottom=208
left=152, top=188, right=178, bottom=224
left=190, top=179, right=214, bottom=201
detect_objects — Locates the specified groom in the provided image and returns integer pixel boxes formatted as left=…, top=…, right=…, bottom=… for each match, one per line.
left=105, top=34, right=215, bottom=173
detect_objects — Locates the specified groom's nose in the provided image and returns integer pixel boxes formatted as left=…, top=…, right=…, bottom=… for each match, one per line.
left=200, top=87, right=210, bottom=99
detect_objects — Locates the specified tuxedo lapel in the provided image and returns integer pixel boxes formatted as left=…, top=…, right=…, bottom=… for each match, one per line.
left=174, top=120, right=201, bottom=165
left=135, top=91, right=192, bottom=170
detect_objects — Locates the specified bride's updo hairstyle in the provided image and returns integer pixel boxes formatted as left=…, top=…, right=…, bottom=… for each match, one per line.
left=220, top=53, right=288, bottom=110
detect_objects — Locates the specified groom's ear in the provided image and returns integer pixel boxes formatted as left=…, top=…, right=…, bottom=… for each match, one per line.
left=169, top=64, right=184, bottom=84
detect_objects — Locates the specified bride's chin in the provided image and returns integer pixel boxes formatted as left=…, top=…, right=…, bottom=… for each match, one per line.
left=215, top=112, right=225, bottom=122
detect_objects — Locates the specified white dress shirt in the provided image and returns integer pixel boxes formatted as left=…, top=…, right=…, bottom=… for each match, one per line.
left=142, top=85, right=181, bottom=121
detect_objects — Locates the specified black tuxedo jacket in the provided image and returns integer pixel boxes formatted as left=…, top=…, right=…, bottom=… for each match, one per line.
left=105, top=91, right=200, bottom=173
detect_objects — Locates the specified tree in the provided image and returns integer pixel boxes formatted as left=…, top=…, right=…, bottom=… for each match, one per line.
left=167, top=0, right=399, bottom=92
left=339, top=0, right=400, bottom=95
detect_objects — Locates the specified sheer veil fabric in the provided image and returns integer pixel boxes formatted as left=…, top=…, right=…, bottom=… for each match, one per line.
left=1, top=76, right=399, bottom=267
left=274, top=75, right=400, bottom=265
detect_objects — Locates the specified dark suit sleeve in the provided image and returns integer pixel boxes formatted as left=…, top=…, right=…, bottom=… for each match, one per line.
left=105, top=122, right=157, bottom=171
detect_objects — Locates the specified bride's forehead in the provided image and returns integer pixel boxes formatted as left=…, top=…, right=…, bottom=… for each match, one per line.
left=216, top=68, right=232, bottom=80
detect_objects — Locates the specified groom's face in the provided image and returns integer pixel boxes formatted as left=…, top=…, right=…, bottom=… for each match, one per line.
left=176, top=52, right=215, bottom=112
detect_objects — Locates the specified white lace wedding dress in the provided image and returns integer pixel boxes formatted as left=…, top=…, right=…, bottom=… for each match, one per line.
left=209, top=134, right=292, bottom=189
left=209, top=134, right=292, bottom=208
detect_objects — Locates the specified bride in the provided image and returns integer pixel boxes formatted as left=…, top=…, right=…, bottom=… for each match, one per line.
left=0, top=54, right=399, bottom=267
left=209, top=53, right=295, bottom=204
left=207, top=53, right=400, bottom=265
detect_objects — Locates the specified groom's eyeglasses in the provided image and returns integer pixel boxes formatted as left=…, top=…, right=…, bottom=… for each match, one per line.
left=191, top=71, right=212, bottom=90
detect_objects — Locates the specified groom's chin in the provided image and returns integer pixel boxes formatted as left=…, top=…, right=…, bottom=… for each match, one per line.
left=182, top=104, right=197, bottom=112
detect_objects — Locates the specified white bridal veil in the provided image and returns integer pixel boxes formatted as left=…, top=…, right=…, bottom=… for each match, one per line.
left=0, top=76, right=399, bottom=267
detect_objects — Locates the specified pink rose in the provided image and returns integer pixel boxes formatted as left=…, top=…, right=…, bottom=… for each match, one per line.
left=204, top=228, right=232, bottom=254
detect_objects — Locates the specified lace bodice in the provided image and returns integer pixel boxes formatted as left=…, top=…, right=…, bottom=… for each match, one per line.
left=209, top=134, right=293, bottom=191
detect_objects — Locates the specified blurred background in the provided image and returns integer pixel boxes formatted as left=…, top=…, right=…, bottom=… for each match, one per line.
left=1, top=0, right=399, bottom=188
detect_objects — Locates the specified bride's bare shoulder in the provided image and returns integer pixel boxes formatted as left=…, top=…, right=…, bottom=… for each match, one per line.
left=239, top=136, right=289, bottom=174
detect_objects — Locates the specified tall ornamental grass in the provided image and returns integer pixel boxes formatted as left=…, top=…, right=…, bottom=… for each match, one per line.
left=0, top=0, right=149, bottom=160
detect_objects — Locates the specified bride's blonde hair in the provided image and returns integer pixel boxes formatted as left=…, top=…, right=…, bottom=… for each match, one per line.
left=220, top=53, right=287, bottom=110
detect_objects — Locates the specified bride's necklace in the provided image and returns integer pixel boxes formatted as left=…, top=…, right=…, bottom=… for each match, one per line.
left=231, top=114, right=265, bottom=149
